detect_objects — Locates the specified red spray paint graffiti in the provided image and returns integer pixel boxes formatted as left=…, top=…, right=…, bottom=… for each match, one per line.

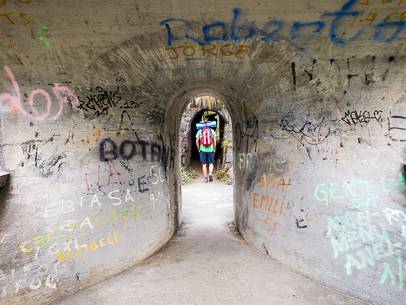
left=0, top=66, right=79, bottom=120
left=84, top=161, right=123, bottom=193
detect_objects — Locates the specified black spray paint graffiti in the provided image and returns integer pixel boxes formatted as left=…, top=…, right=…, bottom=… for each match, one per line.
left=295, top=218, right=308, bottom=229
left=341, top=110, right=383, bottom=127
left=77, top=86, right=123, bottom=118
left=118, top=160, right=166, bottom=194
left=295, top=209, right=311, bottom=229
left=20, top=143, right=66, bottom=177
left=291, top=60, right=320, bottom=90
left=388, top=113, right=406, bottom=142
left=78, top=86, right=144, bottom=119
left=99, top=138, right=174, bottom=169
left=237, top=117, right=259, bottom=154
left=291, top=55, right=395, bottom=92
left=117, top=110, right=140, bottom=141
left=275, top=116, right=336, bottom=146
left=100, top=138, right=163, bottom=162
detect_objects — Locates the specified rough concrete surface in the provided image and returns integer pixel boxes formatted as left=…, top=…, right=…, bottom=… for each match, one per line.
left=55, top=179, right=367, bottom=305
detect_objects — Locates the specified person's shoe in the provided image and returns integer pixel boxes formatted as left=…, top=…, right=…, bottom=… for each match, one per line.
left=208, top=175, right=213, bottom=182
left=204, top=177, right=208, bottom=183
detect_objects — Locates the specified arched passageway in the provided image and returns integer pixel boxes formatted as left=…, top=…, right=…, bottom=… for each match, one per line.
left=164, top=88, right=244, bottom=234
left=55, top=93, right=364, bottom=304
left=1, top=2, right=405, bottom=305
left=178, top=93, right=236, bottom=257
left=53, top=87, right=369, bottom=305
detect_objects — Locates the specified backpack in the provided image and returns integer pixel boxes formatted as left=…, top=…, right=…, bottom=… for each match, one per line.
left=200, top=127, right=213, bottom=147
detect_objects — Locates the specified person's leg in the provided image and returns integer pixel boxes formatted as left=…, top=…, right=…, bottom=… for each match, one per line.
left=200, top=151, right=208, bottom=182
left=202, top=164, right=208, bottom=177
left=208, top=152, right=215, bottom=182
left=208, top=164, right=214, bottom=182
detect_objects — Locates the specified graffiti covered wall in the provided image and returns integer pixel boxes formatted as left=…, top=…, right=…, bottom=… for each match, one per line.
left=0, top=0, right=405, bottom=304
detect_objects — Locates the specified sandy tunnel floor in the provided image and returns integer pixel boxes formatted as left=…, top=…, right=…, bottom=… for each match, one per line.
left=55, top=178, right=368, bottom=305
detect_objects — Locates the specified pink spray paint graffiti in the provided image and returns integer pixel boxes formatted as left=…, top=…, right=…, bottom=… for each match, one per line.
left=0, top=66, right=79, bottom=120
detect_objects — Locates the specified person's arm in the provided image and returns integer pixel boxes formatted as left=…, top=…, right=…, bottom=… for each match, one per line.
left=196, top=130, right=200, bottom=153
left=196, top=130, right=201, bottom=152
left=196, top=138, right=200, bottom=152
left=213, top=130, right=217, bottom=152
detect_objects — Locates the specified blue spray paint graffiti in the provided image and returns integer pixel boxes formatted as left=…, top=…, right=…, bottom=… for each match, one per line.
left=160, top=0, right=406, bottom=47
left=321, top=0, right=363, bottom=45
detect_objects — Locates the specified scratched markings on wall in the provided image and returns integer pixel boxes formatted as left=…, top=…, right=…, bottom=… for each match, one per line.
left=165, top=43, right=250, bottom=60
left=0, top=262, right=60, bottom=297
left=352, top=0, right=406, bottom=27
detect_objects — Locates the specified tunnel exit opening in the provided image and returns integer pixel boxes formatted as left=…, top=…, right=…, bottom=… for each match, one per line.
left=171, top=93, right=236, bottom=233
left=179, top=95, right=233, bottom=182
left=180, top=97, right=233, bottom=172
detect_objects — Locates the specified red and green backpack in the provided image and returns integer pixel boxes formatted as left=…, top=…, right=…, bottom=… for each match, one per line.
left=200, top=127, right=213, bottom=147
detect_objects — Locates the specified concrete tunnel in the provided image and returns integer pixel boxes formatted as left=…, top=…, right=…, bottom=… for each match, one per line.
left=0, top=0, right=405, bottom=304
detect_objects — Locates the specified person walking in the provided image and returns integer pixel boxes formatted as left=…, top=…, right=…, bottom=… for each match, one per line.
left=196, top=122, right=217, bottom=183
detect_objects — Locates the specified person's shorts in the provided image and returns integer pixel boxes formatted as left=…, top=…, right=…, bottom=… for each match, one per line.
left=199, top=151, right=215, bottom=164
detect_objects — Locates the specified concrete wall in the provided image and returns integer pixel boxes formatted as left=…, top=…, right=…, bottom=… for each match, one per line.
left=0, top=0, right=405, bottom=304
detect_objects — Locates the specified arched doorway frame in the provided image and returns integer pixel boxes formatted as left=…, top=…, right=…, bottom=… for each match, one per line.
left=164, top=85, right=244, bottom=234
left=184, top=105, right=231, bottom=167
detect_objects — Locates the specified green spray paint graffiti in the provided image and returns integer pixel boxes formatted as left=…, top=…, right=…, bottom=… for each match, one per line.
left=401, top=173, right=406, bottom=190
left=380, top=257, right=404, bottom=289
left=36, top=25, right=50, bottom=48
left=327, top=208, right=406, bottom=289
left=314, top=175, right=405, bottom=207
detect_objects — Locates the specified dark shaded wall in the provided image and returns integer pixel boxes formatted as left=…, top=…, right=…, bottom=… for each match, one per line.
left=0, top=1, right=405, bottom=304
